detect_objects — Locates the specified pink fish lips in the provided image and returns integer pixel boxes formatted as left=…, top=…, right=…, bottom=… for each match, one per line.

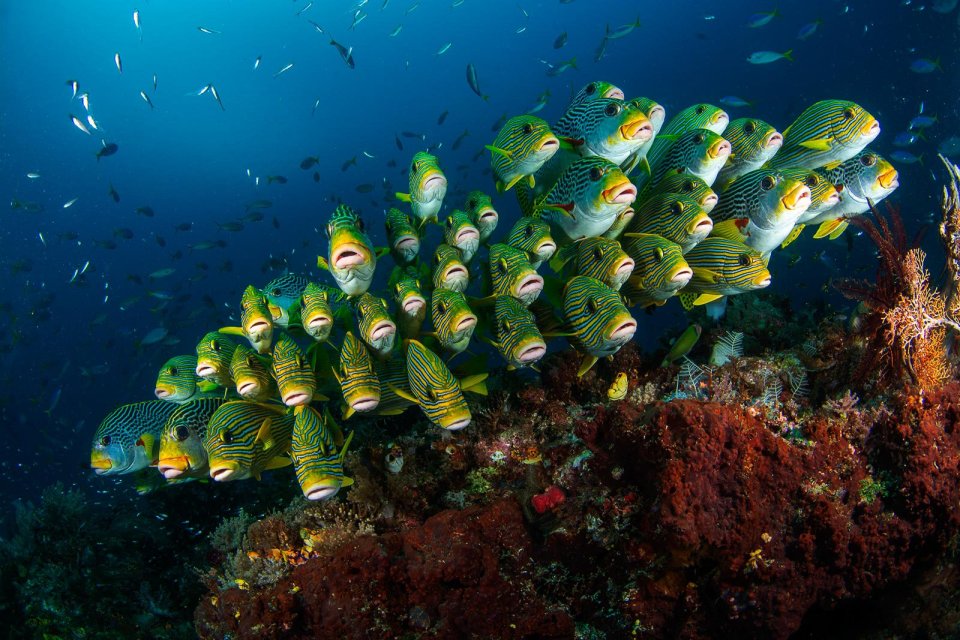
left=395, top=235, right=419, bottom=252
left=154, top=387, right=171, bottom=399
left=305, top=483, right=341, bottom=501
left=516, top=274, right=544, bottom=299
left=237, top=380, right=260, bottom=397
left=604, top=181, right=637, bottom=205
left=307, top=314, right=331, bottom=330
left=157, top=458, right=188, bottom=479
left=610, top=318, right=638, bottom=343
left=352, top=395, right=379, bottom=412
left=283, top=391, right=312, bottom=406
left=766, top=132, right=784, bottom=149
left=422, top=175, right=446, bottom=192
left=195, top=363, right=216, bottom=378
left=671, top=267, right=694, bottom=285
left=332, top=245, right=369, bottom=269
left=210, top=465, right=235, bottom=482
left=403, top=296, right=426, bottom=315
left=455, top=227, right=479, bottom=244
left=370, top=320, right=396, bottom=341
left=517, top=342, right=547, bottom=364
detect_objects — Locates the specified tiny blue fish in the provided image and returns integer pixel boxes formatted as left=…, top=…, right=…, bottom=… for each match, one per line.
left=746, top=9, right=778, bottom=28
left=909, top=115, right=937, bottom=129
left=720, top=95, right=752, bottom=108
left=796, top=20, right=822, bottom=40
left=893, top=131, right=922, bottom=147
left=889, top=150, right=923, bottom=165
left=910, top=58, right=941, bottom=73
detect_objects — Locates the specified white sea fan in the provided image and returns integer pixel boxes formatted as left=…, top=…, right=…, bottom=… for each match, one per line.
left=709, top=331, right=744, bottom=366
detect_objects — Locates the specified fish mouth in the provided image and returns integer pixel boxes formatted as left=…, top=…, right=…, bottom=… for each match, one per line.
left=713, top=112, right=730, bottom=129
left=615, top=258, right=636, bottom=279
left=517, top=342, right=547, bottom=363
left=445, top=265, right=468, bottom=280
left=701, top=194, right=719, bottom=211
left=332, top=244, right=369, bottom=269
left=609, top=319, right=637, bottom=342
left=765, top=132, right=783, bottom=149
left=824, top=190, right=841, bottom=206
left=605, top=87, right=625, bottom=100
left=307, top=314, right=332, bottom=330
left=709, top=139, right=732, bottom=160
left=689, top=216, right=714, bottom=235
left=862, top=118, right=881, bottom=139
left=237, top=380, right=259, bottom=397
left=516, top=273, right=544, bottom=298
left=352, top=396, right=380, bottom=412
left=621, top=118, right=654, bottom=142
left=670, top=267, right=693, bottom=285
left=423, top=175, right=447, bottom=191
left=371, top=320, right=396, bottom=341
left=536, top=240, right=557, bottom=257
left=603, top=181, right=637, bottom=205
left=456, top=315, right=478, bottom=332
left=455, top=227, right=480, bottom=244
left=403, top=296, right=426, bottom=315
left=157, top=457, right=189, bottom=479
left=395, top=235, right=419, bottom=252
left=478, top=208, right=498, bottom=223
left=305, top=484, right=341, bottom=501
left=782, top=184, right=812, bottom=211
left=878, top=169, right=899, bottom=189
left=90, top=458, right=112, bottom=473
left=539, top=137, right=560, bottom=152
left=247, top=319, right=271, bottom=334
left=283, top=391, right=312, bottom=406
left=210, top=464, right=237, bottom=482
left=444, top=417, right=471, bottom=431
left=196, top=364, right=216, bottom=378
left=754, top=274, right=772, bottom=288
left=154, top=387, right=171, bottom=399
left=648, top=105, right=666, bottom=128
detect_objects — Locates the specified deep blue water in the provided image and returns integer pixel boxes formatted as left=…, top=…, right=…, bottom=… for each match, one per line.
left=0, top=0, right=958, bottom=506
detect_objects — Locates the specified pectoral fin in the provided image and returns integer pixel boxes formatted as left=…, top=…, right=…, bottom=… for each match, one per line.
left=577, top=354, right=599, bottom=378
left=814, top=218, right=845, bottom=239
left=255, top=418, right=274, bottom=450
left=395, top=192, right=412, bottom=203
left=780, top=224, right=805, bottom=249
left=799, top=138, right=832, bottom=152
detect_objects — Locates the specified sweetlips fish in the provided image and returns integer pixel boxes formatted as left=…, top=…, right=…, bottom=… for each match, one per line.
left=389, top=266, right=427, bottom=338
left=678, top=237, right=771, bottom=309
left=156, top=398, right=224, bottom=479
left=779, top=168, right=841, bottom=247
left=262, top=273, right=310, bottom=328
left=659, top=103, right=729, bottom=138
left=641, top=172, right=718, bottom=214
left=768, top=99, right=880, bottom=171
left=550, top=236, right=634, bottom=291
left=353, top=292, right=397, bottom=358
left=488, top=295, right=548, bottom=368
left=229, top=343, right=277, bottom=402
left=567, top=81, right=624, bottom=110
left=396, top=151, right=447, bottom=226
left=390, top=339, right=487, bottom=430
left=291, top=405, right=354, bottom=500
left=713, top=118, right=783, bottom=190
left=372, top=356, right=417, bottom=415
left=807, top=150, right=899, bottom=239
left=621, top=96, right=666, bottom=171
left=710, top=169, right=812, bottom=260
left=432, top=243, right=470, bottom=292
left=90, top=400, right=178, bottom=475
left=487, top=242, right=544, bottom=305
left=155, top=355, right=218, bottom=402
left=465, top=191, right=499, bottom=243
left=626, top=193, right=713, bottom=253
left=601, top=204, right=636, bottom=240
left=332, top=331, right=380, bottom=418
left=429, top=288, right=477, bottom=354
left=195, top=331, right=241, bottom=387
left=271, top=334, right=317, bottom=406
left=647, top=128, right=731, bottom=187
left=561, top=275, right=638, bottom=376
left=504, top=217, right=556, bottom=268
left=487, top=115, right=560, bottom=192
left=384, top=207, right=421, bottom=266
left=554, top=97, right=655, bottom=165
left=537, top=156, right=637, bottom=241
left=220, top=285, right=273, bottom=354
left=317, top=204, right=378, bottom=297
left=299, top=282, right=341, bottom=343
left=204, top=401, right=294, bottom=482
left=620, top=233, right=692, bottom=308
left=443, top=209, right=481, bottom=263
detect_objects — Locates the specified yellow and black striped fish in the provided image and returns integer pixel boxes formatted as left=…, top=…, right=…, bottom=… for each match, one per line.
left=157, top=398, right=225, bottom=480
left=291, top=405, right=354, bottom=501
left=155, top=355, right=217, bottom=403
left=91, top=401, right=178, bottom=476
left=769, top=100, right=879, bottom=171
left=195, top=331, right=240, bottom=388
left=620, top=233, right=692, bottom=308
left=271, top=334, right=317, bottom=407
left=229, top=344, right=277, bottom=402
left=561, top=276, right=637, bottom=376
left=333, top=331, right=381, bottom=418
left=678, top=237, right=771, bottom=309
left=487, top=115, right=559, bottom=192
left=488, top=243, right=544, bottom=305
left=394, top=340, right=486, bottom=431
left=626, top=193, right=713, bottom=253
left=504, top=217, right=556, bottom=268
left=204, top=401, right=293, bottom=482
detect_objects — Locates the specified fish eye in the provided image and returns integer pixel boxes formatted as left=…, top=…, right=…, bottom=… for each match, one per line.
left=738, top=253, right=752, bottom=267
left=437, top=302, right=446, bottom=315
left=296, top=355, right=305, bottom=368
left=446, top=217, right=453, bottom=228
left=744, top=121, right=756, bottom=135
left=524, top=224, right=534, bottom=238
left=653, top=247, right=664, bottom=262
left=169, top=366, right=178, bottom=376
left=100, top=436, right=111, bottom=446
left=497, top=259, right=507, bottom=274
left=760, top=175, right=776, bottom=191
left=411, top=161, right=418, bottom=172
left=585, top=83, right=596, bottom=95
left=587, top=298, right=599, bottom=314
left=522, top=123, right=533, bottom=135
left=385, top=221, right=392, bottom=232
left=682, top=180, right=695, bottom=192
left=175, top=426, right=190, bottom=441
left=467, top=198, right=476, bottom=209
left=426, top=388, right=436, bottom=401
left=695, top=105, right=706, bottom=115
left=589, top=166, right=604, bottom=181
left=272, top=288, right=281, bottom=297
left=220, top=430, right=233, bottom=444
left=604, top=102, right=621, bottom=117
left=247, top=355, right=258, bottom=367
left=211, top=340, right=220, bottom=352
left=670, top=201, right=683, bottom=215
left=592, top=248, right=603, bottom=261
left=860, top=154, right=877, bottom=167
left=842, top=108, right=855, bottom=120
left=805, top=174, right=819, bottom=188
left=693, top=133, right=705, bottom=145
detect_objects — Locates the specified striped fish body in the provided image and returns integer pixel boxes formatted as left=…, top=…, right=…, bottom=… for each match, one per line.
left=239, top=285, right=274, bottom=354
left=627, top=193, right=713, bottom=253
left=806, top=152, right=899, bottom=230
left=602, top=205, right=636, bottom=240
left=504, top=217, right=556, bottom=268
left=391, top=269, right=427, bottom=339
left=713, top=118, right=783, bottom=190
left=374, top=356, right=416, bottom=415
left=682, top=237, right=771, bottom=300
left=405, top=340, right=472, bottom=430
left=553, top=237, right=633, bottom=291
left=402, top=152, right=447, bottom=225
left=640, top=173, right=718, bottom=214
left=323, top=204, right=377, bottom=297
left=540, top=156, right=637, bottom=242
left=712, top=169, right=812, bottom=257
left=562, top=276, right=637, bottom=360
left=291, top=405, right=353, bottom=500
left=157, top=398, right=225, bottom=479
left=465, top=191, right=499, bottom=243
left=155, top=355, right=210, bottom=403
left=271, top=334, right=316, bottom=406
left=91, top=401, right=178, bottom=476
left=488, top=243, right=544, bottom=305
left=300, top=282, right=341, bottom=343
left=335, top=331, right=381, bottom=416
left=444, top=209, right=481, bottom=263
left=204, top=401, right=294, bottom=482
left=488, top=116, right=560, bottom=192
left=230, top=343, right=277, bottom=402
left=554, top=98, right=653, bottom=165
left=645, top=103, right=729, bottom=168
left=431, top=288, right=477, bottom=354
left=515, top=145, right=580, bottom=216
left=354, top=293, right=397, bottom=359
left=620, top=234, right=692, bottom=308
left=647, top=129, right=731, bottom=187
left=492, top=296, right=547, bottom=368
left=769, top=100, right=879, bottom=170
left=195, top=331, right=240, bottom=387
left=263, top=274, right=310, bottom=328
left=385, top=207, right=421, bottom=266
left=568, top=81, right=624, bottom=110
left=621, top=96, right=666, bottom=170
left=432, top=244, right=470, bottom=292
left=782, top=168, right=841, bottom=224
